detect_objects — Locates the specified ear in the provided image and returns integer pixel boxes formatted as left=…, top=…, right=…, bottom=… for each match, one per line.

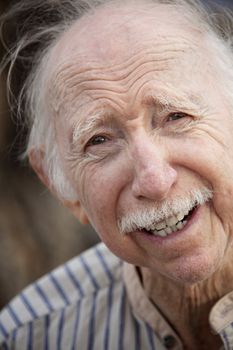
left=29, top=148, right=52, bottom=191
left=63, top=200, right=90, bottom=225
left=29, top=148, right=90, bottom=225
left=29, top=148, right=63, bottom=199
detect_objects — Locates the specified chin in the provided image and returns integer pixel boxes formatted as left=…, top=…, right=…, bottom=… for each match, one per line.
left=161, top=254, right=221, bottom=286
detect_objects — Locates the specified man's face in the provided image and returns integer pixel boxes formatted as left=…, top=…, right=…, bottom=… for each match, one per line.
left=48, top=4, right=233, bottom=284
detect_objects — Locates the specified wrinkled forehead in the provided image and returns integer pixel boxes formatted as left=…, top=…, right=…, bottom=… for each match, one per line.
left=46, top=2, right=210, bottom=116
left=50, top=2, right=204, bottom=72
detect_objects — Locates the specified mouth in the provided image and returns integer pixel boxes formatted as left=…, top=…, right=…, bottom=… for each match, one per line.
left=139, top=204, right=197, bottom=238
left=119, top=187, right=213, bottom=238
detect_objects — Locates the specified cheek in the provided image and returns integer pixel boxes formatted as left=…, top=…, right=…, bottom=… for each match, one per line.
left=211, top=187, right=233, bottom=239
left=77, top=161, right=127, bottom=227
left=173, top=136, right=233, bottom=187
left=170, top=136, right=233, bottom=226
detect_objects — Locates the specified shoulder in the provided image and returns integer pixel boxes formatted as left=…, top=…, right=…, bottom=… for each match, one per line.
left=0, top=242, right=123, bottom=345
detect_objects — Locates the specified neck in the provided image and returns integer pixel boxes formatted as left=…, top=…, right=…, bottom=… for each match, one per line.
left=141, top=261, right=233, bottom=350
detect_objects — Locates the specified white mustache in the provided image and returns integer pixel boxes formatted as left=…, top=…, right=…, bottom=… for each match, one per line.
left=118, top=187, right=213, bottom=234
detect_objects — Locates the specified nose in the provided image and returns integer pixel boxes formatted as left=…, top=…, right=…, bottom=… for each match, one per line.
left=131, top=138, right=177, bottom=201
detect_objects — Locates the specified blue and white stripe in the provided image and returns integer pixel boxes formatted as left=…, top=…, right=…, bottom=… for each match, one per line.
left=0, top=243, right=168, bottom=349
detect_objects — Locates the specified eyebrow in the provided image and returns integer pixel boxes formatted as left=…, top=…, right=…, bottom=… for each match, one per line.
left=71, top=109, right=114, bottom=146
left=70, top=90, right=209, bottom=146
left=142, top=90, right=209, bottom=114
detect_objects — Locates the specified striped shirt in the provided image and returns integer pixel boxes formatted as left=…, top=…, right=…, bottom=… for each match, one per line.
left=0, top=242, right=232, bottom=349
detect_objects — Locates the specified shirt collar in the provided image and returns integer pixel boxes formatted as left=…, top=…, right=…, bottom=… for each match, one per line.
left=123, top=261, right=233, bottom=350
left=209, top=291, right=233, bottom=349
left=123, top=261, right=183, bottom=350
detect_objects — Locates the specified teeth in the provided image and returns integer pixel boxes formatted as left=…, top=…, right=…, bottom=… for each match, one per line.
left=177, top=212, right=184, bottom=221
left=151, top=229, right=167, bottom=237
left=171, top=225, right=178, bottom=232
left=176, top=222, right=183, bottom=230
left=165, top=227, right=172, bottom=234
left=147, top=208, right=191, bottom=238
left=166, top=216, right=178, bottom=226
left=154, top=221, right=166, bottom=230
left=149, top=209, right=189, bottom=232
left=150, top=219, right=189, bottom=237
left=157, top=229, right=167, bottom=237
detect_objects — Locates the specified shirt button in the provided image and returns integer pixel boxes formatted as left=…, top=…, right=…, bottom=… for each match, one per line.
left=163, top=335, right=177, bottom=349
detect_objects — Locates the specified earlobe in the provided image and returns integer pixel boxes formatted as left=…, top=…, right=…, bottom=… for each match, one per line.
left=64, top=200, right=90, bottom=225
left=29, top=148, right=51, bottom=190
left=77, top=206, right=90, bottom=225
left=29, top=148, right=90, bottom=225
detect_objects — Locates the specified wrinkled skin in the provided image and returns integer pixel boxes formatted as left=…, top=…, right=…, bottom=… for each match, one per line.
left=31, top=4, right=233, bottom=348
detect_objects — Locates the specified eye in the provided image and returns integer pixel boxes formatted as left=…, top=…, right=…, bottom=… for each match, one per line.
left=86, top=135, right=109, bottom=147
left=167, top=112, right=188, bottom=122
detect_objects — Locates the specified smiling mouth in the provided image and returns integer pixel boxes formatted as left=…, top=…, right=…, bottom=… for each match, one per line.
left=142, top=205, right=197, bottom=238
left=119, top=188, right=213, bottom=237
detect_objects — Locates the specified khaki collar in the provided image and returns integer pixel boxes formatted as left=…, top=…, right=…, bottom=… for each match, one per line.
left=123, top=262, right=233, bottom=350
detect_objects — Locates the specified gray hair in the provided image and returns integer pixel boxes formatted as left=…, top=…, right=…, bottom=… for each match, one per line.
left=1, top=0, right=233, bottom=200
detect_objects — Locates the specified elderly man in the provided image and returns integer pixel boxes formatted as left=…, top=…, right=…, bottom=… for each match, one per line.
left=1, top=0, right=233, bottom=349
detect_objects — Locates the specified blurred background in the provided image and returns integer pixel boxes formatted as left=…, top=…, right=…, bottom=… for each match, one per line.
left=0, top=0, right=232, bottom=309
left=0, top=0, right=99, bottom=309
